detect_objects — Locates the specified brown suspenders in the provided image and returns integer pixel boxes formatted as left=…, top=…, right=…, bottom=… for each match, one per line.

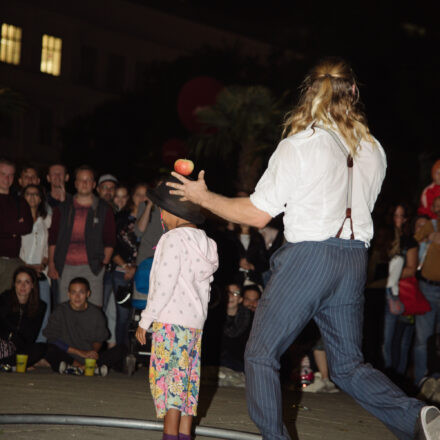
left=315, top=125, right=356, bottom=240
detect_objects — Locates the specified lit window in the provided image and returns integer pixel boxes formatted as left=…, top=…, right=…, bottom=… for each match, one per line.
left=0, top=23, right=22, bottom=65
left=40, top=34, right=62, bottom=76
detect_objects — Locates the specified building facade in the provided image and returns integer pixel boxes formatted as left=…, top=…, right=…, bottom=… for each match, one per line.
left=0, top=0, right=273, bottom=163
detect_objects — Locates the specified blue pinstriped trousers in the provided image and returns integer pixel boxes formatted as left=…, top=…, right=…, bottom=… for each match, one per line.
left=245, top=238, right=423, bottom=440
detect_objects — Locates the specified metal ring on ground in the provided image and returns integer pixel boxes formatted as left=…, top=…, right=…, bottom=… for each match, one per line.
left=0, top=414, right=262, bottom=440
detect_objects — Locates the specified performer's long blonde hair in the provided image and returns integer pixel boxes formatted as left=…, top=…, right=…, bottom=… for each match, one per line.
left=282, top=57, right=374, bottom=156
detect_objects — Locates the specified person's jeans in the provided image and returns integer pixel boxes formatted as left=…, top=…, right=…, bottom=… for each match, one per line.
left=103, top=271, right=117, bottom=344
left=111, top=271, right=131, bottom=347
left=383, top=301, right=414, bottom=376
left=36, top=278, right=51, bottom=343
left=414, top=281, right=440, bottom=385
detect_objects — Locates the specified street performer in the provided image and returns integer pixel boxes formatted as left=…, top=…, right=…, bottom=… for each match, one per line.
left=167, top=57, right=439, bottom=440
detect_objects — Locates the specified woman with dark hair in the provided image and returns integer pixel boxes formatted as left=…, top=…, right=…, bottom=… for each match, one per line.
left=383, top=203, right=418, bottom=381
left=113, top=184, right=130, bottom=212
left=0, top=266, right=46, bottom=371
left=105, top=183, right=147, bottom=347
left=20, top=184, right=52, bottom=343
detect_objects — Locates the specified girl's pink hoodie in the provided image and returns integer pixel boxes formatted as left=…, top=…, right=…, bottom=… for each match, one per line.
left=139, top=227, right=218, bottom=330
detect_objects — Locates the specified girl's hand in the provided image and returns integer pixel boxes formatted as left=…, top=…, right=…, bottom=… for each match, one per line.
left=136, top=326, right=147, bottom=345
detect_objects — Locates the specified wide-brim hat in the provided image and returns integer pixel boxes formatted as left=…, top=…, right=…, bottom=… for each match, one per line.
left=147, top=175, right=205, bottom=225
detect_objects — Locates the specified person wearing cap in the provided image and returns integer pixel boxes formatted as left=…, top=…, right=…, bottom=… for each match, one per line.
left=167, top=58, right=440, bottom=440
left=97, top=174, right=118, bottom=206
left=48, top=165, right=116, bottom=306
left=135, top=175, right=218, bottom=440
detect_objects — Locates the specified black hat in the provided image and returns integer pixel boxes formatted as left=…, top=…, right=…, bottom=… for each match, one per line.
left=147, top=175, right=205, bottom=225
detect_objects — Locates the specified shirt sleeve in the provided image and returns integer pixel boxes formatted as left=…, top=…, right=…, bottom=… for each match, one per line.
left=134, top=202, right=146, bottom=238
left=48, top=207, right=60, bottom=246
left=250, top=138, right=298, bottom=218
left=103, top=207, right=116, bottom=248
left=138, top=233, right=180, bottom=330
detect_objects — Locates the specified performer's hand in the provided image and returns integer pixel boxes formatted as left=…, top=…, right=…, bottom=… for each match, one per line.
left=167, top=170, right=209, bottom=205
left=136, top=326, right=147, bottom=346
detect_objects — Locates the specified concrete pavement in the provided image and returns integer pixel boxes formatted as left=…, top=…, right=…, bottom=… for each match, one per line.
left=0, top=367, right=395, bottom=439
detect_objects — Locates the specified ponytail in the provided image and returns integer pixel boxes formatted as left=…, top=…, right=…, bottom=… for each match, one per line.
left=282, top=57, right=374, bottom=156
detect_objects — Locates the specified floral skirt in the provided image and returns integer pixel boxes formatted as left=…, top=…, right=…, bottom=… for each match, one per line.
left=149, top=322, right=202, bottom=418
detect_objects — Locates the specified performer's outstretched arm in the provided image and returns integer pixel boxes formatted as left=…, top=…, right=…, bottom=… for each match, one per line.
left=167, top=170, right=272, bottom=229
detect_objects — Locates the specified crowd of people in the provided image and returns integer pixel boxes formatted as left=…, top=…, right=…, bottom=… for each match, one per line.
left=0, top=155, right=439, bottom=391
left=0, top=158, right=276, bottom=379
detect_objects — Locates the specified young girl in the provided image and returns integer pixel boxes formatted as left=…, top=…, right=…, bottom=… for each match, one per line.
left=136, top=175, right=218, bottom=440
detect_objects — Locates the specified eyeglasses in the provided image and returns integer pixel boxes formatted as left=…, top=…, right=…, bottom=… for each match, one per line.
left=228, top=290, right=241, bottom=297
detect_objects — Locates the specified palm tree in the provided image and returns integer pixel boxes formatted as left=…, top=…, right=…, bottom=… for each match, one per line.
left=189, top=85, right=285, bottom=193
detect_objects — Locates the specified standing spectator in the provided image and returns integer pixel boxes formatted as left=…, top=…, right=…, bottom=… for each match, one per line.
left=382, top=204, right=418, bottom=380
left=20, top=184, right=52, bottom=343
left=113, top=184, right=130, bottom=212
left=108, top=183, right=147, bottom=346
left=0, top=158, right=33, bottom=294
left=418, top=159, right=440, bottom=219
left=97, top=174, right=118, bottom=206
left=0, top=266, right=46, bottom=370
left=48, top=165, right=116, bottom=307
left=414, top=196, right=440, bottom=385
left=225, top=224, right=269, bottom=286
left=17, top=165, right=40, bottom=194
left=46, top=163, right=70, bottom=209
left=133, top=181, right=165, bottom=307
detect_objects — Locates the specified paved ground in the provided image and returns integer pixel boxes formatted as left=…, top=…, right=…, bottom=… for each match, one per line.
left=0, top=367, right=395, bottom=440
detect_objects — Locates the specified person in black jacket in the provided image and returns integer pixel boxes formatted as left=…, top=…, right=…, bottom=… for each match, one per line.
left=0, top=266, right=46, bottom=370
left=225, top=223, right=269, bottom=286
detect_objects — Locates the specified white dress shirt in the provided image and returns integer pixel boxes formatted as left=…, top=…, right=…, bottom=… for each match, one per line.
left=20, top=215, right=52, bottom=267
left=250, top=125, right=387, bottom=246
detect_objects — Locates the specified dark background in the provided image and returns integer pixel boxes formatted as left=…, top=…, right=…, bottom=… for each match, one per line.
left=0, top=0, right=438, bottom=207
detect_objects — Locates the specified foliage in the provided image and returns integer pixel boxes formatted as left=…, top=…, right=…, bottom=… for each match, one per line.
left=189, top=85, right=285, bottom=193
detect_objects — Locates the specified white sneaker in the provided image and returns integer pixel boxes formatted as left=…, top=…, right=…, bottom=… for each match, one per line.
left=419, top=377, right=437, bottom=401
left=94, top=364, right=108, bottom=377
left=418, top=406, right=440, bottom=440
left=58, top=361, right=67, bottom=374
left=303, top=377, right=326, bottom=393
left=323, top=378, right=339, bottom=393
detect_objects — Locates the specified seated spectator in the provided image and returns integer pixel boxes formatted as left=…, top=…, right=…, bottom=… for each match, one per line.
left=220, top=283, right=252, bottom=372
left=242, top=284, right=262, bottom=313
left=46, top=163, right=70, bottom=209
left=0, top=267, right=46, bottom=371
left=43, top=277, right=126, bottom=376
left=418, top=159, right=440, bottom=219
left=113, top=184, right=130, bottom=212
left=20, top=184, right=52, bottom=343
